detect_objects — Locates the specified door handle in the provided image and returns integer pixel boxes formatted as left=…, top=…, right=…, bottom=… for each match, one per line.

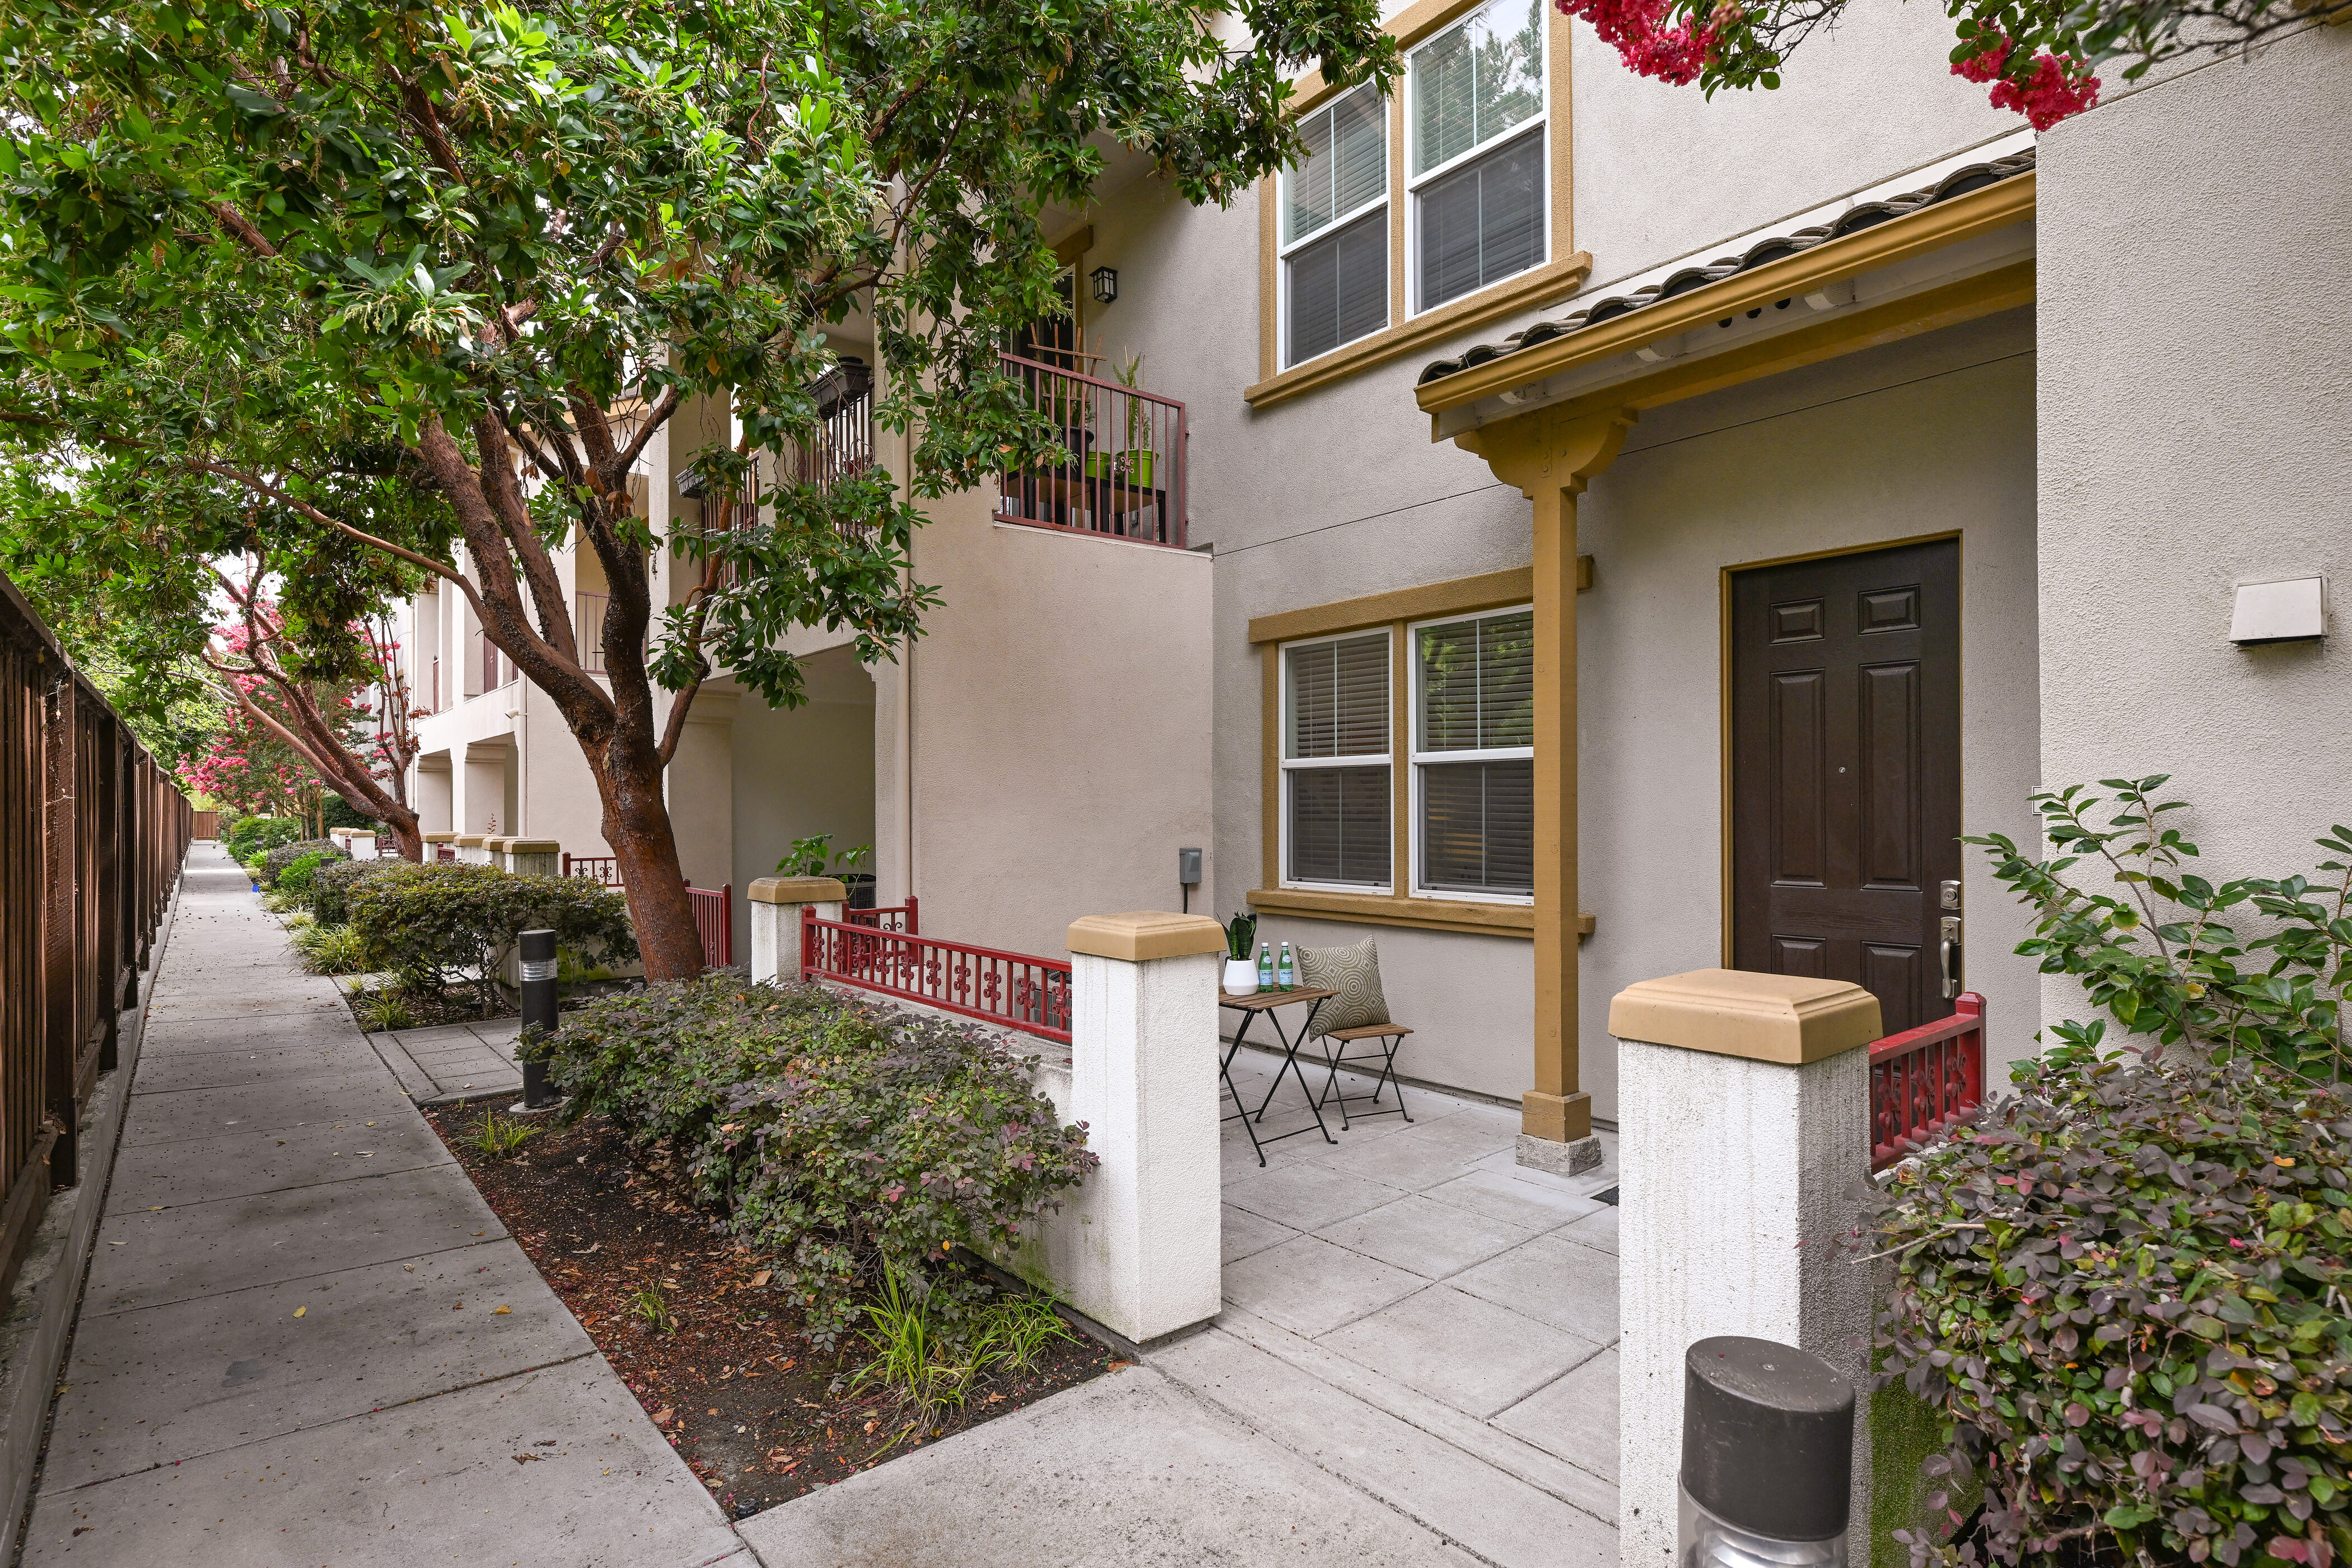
left=1940, top=916, right=1962, bottom=1001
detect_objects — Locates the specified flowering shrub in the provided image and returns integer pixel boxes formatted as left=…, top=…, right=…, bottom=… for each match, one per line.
left=1873, top=1042, right=2352, bottom=1567
left=259, top=837, right=345, bottom=889
left=346, top=862, right=637, bottom=1014
left=1952, top=34, right=2099, bottom=130
left=541, top=975, right=1096, bottom=1349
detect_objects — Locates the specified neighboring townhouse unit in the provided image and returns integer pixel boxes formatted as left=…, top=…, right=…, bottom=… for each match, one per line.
left=393, top=0, right=2352, bottom=1173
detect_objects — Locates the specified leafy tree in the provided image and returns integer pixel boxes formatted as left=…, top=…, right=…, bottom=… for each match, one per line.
left=1556, top=0, right=2334, bottom=132
left=0, top=0, right=1396, bottom=978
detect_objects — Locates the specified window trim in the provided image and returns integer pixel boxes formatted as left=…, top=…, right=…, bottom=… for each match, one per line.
left=1408, top=603, right=1537, bottom=904
left=1254, top=570, right=1584, bottom=937
left=1249, top=0, right=1581, bottom=408
left=1402, top=0, right=1550, bottom=316
left=1278, top=626, right=1396, bottom=894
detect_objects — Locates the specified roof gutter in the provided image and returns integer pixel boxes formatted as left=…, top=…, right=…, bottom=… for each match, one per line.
left=1414, top=171, right=2036, bottom=418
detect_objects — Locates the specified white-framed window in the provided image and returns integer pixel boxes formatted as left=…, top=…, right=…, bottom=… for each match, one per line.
left=1411, top=606, right=1534, bottom=899
left=1407, top=0, right=1547, bottom=314
left=1278, top=83, right=1389, bottom=369
left=1281, top=628, right=1393, bottom=890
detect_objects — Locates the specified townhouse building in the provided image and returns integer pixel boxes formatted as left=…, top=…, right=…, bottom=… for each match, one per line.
left=393, top=0, right=2352, bottom=1172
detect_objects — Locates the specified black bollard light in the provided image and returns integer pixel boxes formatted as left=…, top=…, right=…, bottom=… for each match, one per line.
left=1680, top=1336, right=1855, bottom=1568
left=515, top=927, right=559, bottom=1112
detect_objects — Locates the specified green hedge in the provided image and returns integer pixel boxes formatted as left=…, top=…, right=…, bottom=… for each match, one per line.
left=346, top=862, right=636, bottom=1014
left=225, top=815, right=302, bottom=862
left=541, top=974, right=1096, bottom=1348
left=1874, top=1043, right=2352, bottom=1567
left=259, top=838, right=346, bottom=889
left=307, top=856, right=398, bottom=926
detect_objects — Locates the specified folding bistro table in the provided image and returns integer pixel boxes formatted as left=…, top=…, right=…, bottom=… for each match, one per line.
left=1218, top=987, right=1334, bottom=1167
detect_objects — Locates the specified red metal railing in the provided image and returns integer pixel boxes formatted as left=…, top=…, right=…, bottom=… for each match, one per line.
left=686, top=881, right=733, bottom=969
left=995, top=352, right=1187, bottom=549
left=561, top=853, right=621, bottom=885
left=803, top=909, right=1070, bottom=1043
left=435, top=843, right=456, bottom=863
left=1869, top=992, right=1985, bottom=1170
left=576, top=592, right=608, bottom=675
left=843, top=896, right=917, bottom=934
left=780, top=362, right=875, bottom=493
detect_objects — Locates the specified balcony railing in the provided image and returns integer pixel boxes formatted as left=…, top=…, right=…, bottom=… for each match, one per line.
left=803, top=910, right=1071, bottom=1043
left=1868, top=992, right=1985, bottom=1170
left=995, top=352, right=1187, bottom=548
left=686, top=881, right=734, bottom=969
left=576, top=591, right=608, bottom=674
left=844, top=896, right=917, bottom=935
left=561, top=853, right=620, bottom=885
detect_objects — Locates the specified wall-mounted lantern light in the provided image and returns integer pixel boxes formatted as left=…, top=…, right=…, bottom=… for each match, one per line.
left=2229, top=575, right=2327, bottom=646
left=1089, top=265, right=1119, bottom=305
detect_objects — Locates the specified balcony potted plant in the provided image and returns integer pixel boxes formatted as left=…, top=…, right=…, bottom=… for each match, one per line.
left=1222, top=911, right=1260, bottom=996
left=776, top=833, right=878, bottom=909
left=1085, top=353, right=1155, bottom=493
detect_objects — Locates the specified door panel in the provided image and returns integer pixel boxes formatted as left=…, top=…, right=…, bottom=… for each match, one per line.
left=1732, top=539, right=1961, bottom=1038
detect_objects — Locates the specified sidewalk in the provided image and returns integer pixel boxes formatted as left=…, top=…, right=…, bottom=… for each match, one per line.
left=22, top=844, right=743, bottom=1567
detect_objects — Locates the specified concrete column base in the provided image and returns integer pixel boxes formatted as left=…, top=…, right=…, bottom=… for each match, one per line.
left=1514, top=1131, right=1603, bottom=1177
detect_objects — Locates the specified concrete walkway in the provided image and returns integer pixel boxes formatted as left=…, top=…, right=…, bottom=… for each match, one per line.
left=23, top=845, right=743, bottom=1567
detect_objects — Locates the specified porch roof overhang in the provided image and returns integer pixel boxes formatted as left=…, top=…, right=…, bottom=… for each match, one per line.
left=1413, top=151, right=2037, bottom=441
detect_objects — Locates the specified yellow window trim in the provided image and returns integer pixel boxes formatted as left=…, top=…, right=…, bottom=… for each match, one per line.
left=1254, top=0, right=1578, bottom=408
left=1254, top=573, right=1597, bottom=939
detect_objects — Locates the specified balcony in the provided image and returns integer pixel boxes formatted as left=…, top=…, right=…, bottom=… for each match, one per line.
left=995, top=352, right=1187, bottom=548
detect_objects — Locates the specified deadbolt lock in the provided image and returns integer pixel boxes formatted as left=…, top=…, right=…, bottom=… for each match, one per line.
left=1939, top=879, right=1962, bottom=912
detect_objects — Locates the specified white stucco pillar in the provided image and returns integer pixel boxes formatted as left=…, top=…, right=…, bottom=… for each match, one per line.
left=746, top=876, right=845, bottom=984
left=506, top=838, right=558, bottom=878
left=1036, top=911, right=1227, bottom=1348
left=1610, top=969, right=1882, bottom=1568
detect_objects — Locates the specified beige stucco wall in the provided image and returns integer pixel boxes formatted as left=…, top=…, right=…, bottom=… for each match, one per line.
left=906, top=491, right=1215, bottom=963
left=731, top=647, right=877, bottom=957
left=2034, top=22, right=2352, bottom=1044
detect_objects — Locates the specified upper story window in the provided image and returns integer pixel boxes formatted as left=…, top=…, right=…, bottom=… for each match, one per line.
left=1412, top=606, right=1534, bottom=898
left=1279, top=83, right=1389, bottom=369
left=1408, top=0, right=1546, bottom=312
left=1281, top=628, right=1392, bottom=889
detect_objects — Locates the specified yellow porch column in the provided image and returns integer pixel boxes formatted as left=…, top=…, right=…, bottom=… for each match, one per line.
left=1458, top=408, right=1634, bottom=1154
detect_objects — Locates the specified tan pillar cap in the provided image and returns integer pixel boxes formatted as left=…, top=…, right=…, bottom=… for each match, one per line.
left=749, top=876, right=847, bottom=904
left=1067, top=912, right=1228, bottom=963
left=506, top=838, right=560, bottom=853
left=455, top=833, right=488, bottom=847
left=422, top=832, right=458, bottom=843
left=1607, top=968, right=1883, bottom=1065
left=484, top=836, right=514, bottom=851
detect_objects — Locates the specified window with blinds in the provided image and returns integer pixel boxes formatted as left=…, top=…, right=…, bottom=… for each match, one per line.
left=1414, top=608, right=1534, bottom=897
left=1280, top=85, right=1389, bottom=367
left=1283, top=630, right=1392, bottom=888
left=1408, top=0, right=1546, bottom=313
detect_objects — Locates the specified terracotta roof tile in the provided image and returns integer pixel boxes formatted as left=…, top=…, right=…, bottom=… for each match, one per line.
left=1415, top=149, right=2036, bottom=388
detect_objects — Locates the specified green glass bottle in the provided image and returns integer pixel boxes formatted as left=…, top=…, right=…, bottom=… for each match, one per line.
left=1277, top=941, right=1295, bottom=991
left=1256, top=942, right=1275, bottom=992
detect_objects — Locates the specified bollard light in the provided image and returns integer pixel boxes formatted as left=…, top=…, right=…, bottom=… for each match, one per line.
left=1680, top=1336, right=1854, bottom=1568
left=515, top=927, right=560, bottom=1113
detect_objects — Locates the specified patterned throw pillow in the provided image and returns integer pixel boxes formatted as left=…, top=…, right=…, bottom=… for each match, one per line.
left=1295, top=938, right=1389, bottom=1036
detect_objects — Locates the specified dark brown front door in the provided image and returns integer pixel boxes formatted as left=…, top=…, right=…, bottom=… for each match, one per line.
left=1730, top=538, right=1961, bottom=1037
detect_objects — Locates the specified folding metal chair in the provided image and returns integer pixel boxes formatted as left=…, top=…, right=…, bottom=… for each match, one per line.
left=1313, top=1024, right=1413, bottom=1130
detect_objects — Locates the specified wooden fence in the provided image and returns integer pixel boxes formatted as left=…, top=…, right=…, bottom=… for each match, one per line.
left=0, top=573, right=189, bottom=1300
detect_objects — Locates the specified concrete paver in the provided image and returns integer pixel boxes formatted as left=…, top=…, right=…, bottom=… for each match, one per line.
left=738, top=1365, right=1483, bottom=1568
left=371, top=1019, right=526, bottom=1104
left=24, top=845, right=730, bottom=1567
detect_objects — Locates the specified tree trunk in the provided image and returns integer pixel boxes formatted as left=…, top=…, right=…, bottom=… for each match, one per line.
left=595, top=736, right=708, bottom=981
left=381, top=817, right=424, bottom=863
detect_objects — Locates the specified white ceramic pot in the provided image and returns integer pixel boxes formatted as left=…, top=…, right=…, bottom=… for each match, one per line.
left=1222, top=958, right=1260, bottom=996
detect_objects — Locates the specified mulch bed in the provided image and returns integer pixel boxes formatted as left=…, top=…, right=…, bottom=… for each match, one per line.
left=423, top=1101, right=1118, bottom=1516
left=339, top=977, right=642, bottom=1033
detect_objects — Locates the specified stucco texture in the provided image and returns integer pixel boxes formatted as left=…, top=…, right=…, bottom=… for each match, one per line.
left=907, top=490, right=1216, bottom=962
left=2035, top=24, right=2352, bottom=1042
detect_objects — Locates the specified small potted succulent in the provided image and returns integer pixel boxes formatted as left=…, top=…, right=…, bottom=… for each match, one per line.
left=1222, top=912, right=1261, bottom=996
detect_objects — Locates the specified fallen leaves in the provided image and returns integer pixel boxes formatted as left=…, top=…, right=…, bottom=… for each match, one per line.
left=492, top=1305, right=512, bottom=1315
left=292, top=1306, right=306, bottom=1318
left=749, top=1270, right=771, bottom=1288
